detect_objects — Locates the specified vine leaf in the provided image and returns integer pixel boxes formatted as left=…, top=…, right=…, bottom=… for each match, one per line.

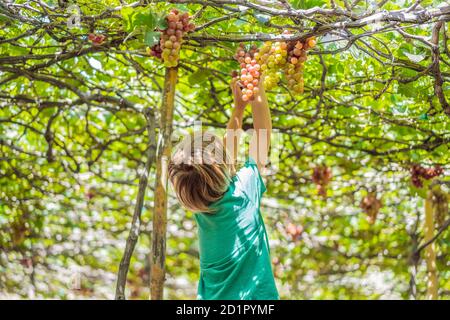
left=188, top=70, right=209, bottom=85
left=144, top=31, right=160, bottom=46
left=156, top=15, right=168, bottom=30
left=121, top=7, right=136, bottom=32
left=121, top=7, right=159, bottom=32
left=134, top=11, right=158, bottom=30
left=292, top=0, right=326, bottom=9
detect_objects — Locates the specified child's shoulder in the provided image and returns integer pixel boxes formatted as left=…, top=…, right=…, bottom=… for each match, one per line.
left=233, top=157, right=266, bottom=203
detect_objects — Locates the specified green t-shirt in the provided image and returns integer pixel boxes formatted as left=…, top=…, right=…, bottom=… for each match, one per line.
left=194, top=157, right=279, bottom=300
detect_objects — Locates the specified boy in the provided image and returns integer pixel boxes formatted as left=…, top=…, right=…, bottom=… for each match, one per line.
left=168, top=75, right=278, bottom=300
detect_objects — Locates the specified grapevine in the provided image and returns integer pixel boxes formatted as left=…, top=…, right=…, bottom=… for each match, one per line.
left=410, top=164, right=443, bottom=188
left=284, top=36, right=315, bottom=94
left=312, top=165, right=332, bottom=197
left=255, top=40, right=287, bottom=90
left=360, top=193, right=382, bottom=224
left=147, top=9, right=195, bottom=67
left=147, top=44, right=162, bottom=59
left=430, top=187, right=449, bottom=228
left=233, top=33, right=316, bottom=95
left=88, top=33, right=106, bottom=46
left=255, top=34, right=316, bottom=93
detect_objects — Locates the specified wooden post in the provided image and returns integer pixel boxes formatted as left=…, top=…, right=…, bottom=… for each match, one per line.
left=424, top=190, right=438, bottom=300
left=150, top=66, right=178, bottom=300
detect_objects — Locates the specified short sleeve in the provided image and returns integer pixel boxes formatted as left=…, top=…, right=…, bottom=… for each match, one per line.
left=235, top=157, right=266, bottom=204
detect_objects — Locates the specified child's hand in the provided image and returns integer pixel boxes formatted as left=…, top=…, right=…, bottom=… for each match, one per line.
left=253, top=73, right=266, bottom=99
left=230, top=77, right=248, bottom=110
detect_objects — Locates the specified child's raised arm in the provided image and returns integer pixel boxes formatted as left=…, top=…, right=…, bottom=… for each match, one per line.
left=249, top=75, right=272, bottom=172
left=224, top=78, right=247, bottom=165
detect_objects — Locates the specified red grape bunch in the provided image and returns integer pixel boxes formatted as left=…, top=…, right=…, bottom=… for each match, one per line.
left=360, top=193, right=382, bottom=224
left=88, top=33, right=106, bottom=46
left=147, top=44, right=162, bottom=59
left=148, top=9, right=195, bottom=67
left=411, top=164, right=444, bottom=188
left=312, top=165, right=332, bottom=197
left=233, top=43, right=261, bottom=102
left=285, top=37, right=315, bottom=94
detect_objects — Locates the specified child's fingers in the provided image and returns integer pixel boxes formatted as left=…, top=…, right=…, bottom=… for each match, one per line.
left=232, top=80, right=242, bottom=94
left=230, top=78, right=237, bottom=93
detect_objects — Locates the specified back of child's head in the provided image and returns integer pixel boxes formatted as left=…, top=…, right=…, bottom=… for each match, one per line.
left=168, top=131, right=234, bottom=213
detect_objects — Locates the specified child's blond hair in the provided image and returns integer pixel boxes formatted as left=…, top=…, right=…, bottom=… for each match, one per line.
left=168, top=132, right=234, bottom=212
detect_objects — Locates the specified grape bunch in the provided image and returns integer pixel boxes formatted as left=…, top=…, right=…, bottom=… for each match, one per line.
left=150, top=9, right=195, bottom=67
left=285, top=223, right=303, bottom=241
left=312, top=165, right=332, bottom=197
left=231, top=32, right=317, bottom=95
left=285, top=37, right=315, bottom=94
left=233, top=43, right=261, bottom=101
left=271, top=257, right=283, bottom=278
left=254, top=33, right=316, bottom=93
left=255, top=41, right=288, bottom=90
left=431, top=187, right=448, bottom=228
left=411, top=164, right=444, bottom=188
left=147, top=44, right=162, bottom=59
left=360, top=193, right=382, bottom=224
left=88, top=33, right=106, bottom=46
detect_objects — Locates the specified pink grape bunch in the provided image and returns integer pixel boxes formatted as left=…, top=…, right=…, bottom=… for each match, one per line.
left=147, top=9, right=195, bottom=67
left=233, top=43, right=261, bottom=102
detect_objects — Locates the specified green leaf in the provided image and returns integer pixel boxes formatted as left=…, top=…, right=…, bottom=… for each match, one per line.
left=291, top=0, right=326, bottom=9
left=156, top=15, right=168, bottom=30
left=433, top=144, right=448, bottom=155
left=144, top=31, right=160, bottom=46
left=413, top=179, right=431, bottom=199
left=188, top=70, right=209, bottom=85
left=121, top=7, right=136, bottom=32
left=336, top=106, right=353, bottom=116
left=234, top=19, right=247, bottom=27
left=398, top=83, right=416, bottom=98
left=42, top=107, right=57, bottom=117
left=122, top=8, right=159, bottom=32
left=0, top=14, right=11, bottom=23
left=134, top=10, right=158, bottom=30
